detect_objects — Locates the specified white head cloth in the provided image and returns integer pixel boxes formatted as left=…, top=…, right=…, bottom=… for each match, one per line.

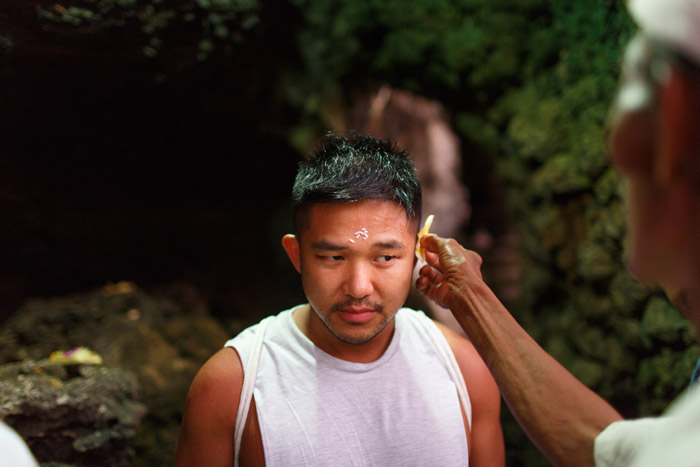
left=628, top=0, right=700, bottom=66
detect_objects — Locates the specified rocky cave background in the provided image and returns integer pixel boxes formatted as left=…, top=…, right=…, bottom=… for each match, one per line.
left=1, top=0, right=699, bottom=465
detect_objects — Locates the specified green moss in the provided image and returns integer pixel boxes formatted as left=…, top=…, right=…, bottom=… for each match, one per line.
left=637, top=347, right=693, bottom=414
left=609, top=271, right=649, bottom=317
left=455, top=112, right=500, bottom=155
left=593, top=168, right=623, bottom=204
left=570, top=358, right=604, bottom=387
left=532, top=153, right=590, bottom=196
left=572, top=327, right=607, bottom=360
left=507, top=97, right=563, bottom=162
left=605, top=336, right=636, bottom=373
left=37, top=6, right=97, bottom=26
left=576, top=240, right=619, bottom=281
left=641, top=297, right=696, bottom=345
left=574, top=286, right=614, bottom=320
left=610, top=316, right=645, bottom=349
left=584, top=199, right=625, bottom=243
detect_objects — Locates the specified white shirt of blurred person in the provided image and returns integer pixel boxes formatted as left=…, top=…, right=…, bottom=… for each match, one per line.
left=0, top=420, right=38, bottom=467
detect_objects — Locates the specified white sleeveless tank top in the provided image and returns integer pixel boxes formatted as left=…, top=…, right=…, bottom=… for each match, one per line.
left=225, top=306, right=471, bottom=467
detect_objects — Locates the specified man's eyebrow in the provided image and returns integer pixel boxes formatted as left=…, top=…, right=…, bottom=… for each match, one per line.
left=310, top=240, right=407, bottom=251
left=311, top=240, right=348, bottom=251
left=372, top=240, right=406, bottom=250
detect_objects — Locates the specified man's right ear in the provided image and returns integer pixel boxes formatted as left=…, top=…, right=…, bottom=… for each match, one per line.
left=282, top=234, right=301, bottom=273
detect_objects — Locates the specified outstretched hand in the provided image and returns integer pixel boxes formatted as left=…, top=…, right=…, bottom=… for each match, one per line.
left=415, top=234, right=485, bottom=311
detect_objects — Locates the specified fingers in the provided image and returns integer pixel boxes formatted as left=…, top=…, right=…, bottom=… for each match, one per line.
left=424, top=249, right=442, bottom=270
left=416, top=268, right=441, bottom=300
left=416, top=263, right=450, bottom=309
left=415, top=275, right=430, bottom=294
left=420, top=234, right=485, bottom=284
left=416, top=261, right=441, bottom=289
left=419, top=263, right=442, bottom=282
left=416, top=234, right=488, bottom=311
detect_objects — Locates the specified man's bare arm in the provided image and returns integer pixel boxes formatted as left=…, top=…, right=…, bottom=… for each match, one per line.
left=418, top=235, right=622, bottom=467
left=437, top=322, right=505, bottom=467
left=174, top=347, right=242, bottom=467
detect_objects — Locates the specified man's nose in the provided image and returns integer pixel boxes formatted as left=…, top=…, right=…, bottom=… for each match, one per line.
left=343, top=262, right=374, bottom=298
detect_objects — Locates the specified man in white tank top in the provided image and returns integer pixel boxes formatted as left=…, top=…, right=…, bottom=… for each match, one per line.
left=175, top=133, right=505, bottom=466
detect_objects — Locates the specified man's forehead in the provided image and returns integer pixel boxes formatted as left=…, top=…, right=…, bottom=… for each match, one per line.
left=302, top=201, right=418, bottom=235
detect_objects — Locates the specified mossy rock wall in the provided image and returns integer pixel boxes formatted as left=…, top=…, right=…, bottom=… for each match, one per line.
left=480, top=2, right=700, bottom=420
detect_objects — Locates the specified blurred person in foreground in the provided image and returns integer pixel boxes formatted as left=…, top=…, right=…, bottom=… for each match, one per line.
left=416, top=0, right=700, bottom=465
left=174, top=132, right=505, bottom=466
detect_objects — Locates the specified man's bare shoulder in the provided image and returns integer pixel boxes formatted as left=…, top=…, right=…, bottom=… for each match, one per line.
left=434, top=319, right=505, bottom=466
left=433, top=320, right=480, bottom=367
left=195, top=347, right=243, bottom=384
left=174, top=347, right=243, bottom=466
left=433, top=320, right=498, bottom=398
left=187, top=347, right=244, bottom=409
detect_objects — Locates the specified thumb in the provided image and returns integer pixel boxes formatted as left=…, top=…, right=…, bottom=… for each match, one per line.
left=420, top=234, right=447, bottom=269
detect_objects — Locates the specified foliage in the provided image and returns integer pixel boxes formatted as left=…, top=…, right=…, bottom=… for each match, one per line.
left=30, top=0, right=263, bottom=69
left=486, top=0, right=699, bottom=422
left=282, top=0, right=549, bottom=148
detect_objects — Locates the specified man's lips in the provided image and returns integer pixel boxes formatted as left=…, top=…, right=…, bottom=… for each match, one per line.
left=336, top=307, right=377, bottom=323
left=343, top=307, right=375, bottom=314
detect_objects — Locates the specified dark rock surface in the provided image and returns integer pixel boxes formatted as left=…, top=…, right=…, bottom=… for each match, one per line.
left=0, top=282, right=241, bottom=465
left=0, top=360, right=146, bottom=466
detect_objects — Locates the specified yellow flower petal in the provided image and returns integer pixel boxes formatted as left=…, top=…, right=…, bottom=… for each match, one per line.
left=415, top=214, right=435, bottom=261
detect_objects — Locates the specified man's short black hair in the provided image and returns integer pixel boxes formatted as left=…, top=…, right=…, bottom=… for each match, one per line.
left=292, top=132, right=422, bottom=235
